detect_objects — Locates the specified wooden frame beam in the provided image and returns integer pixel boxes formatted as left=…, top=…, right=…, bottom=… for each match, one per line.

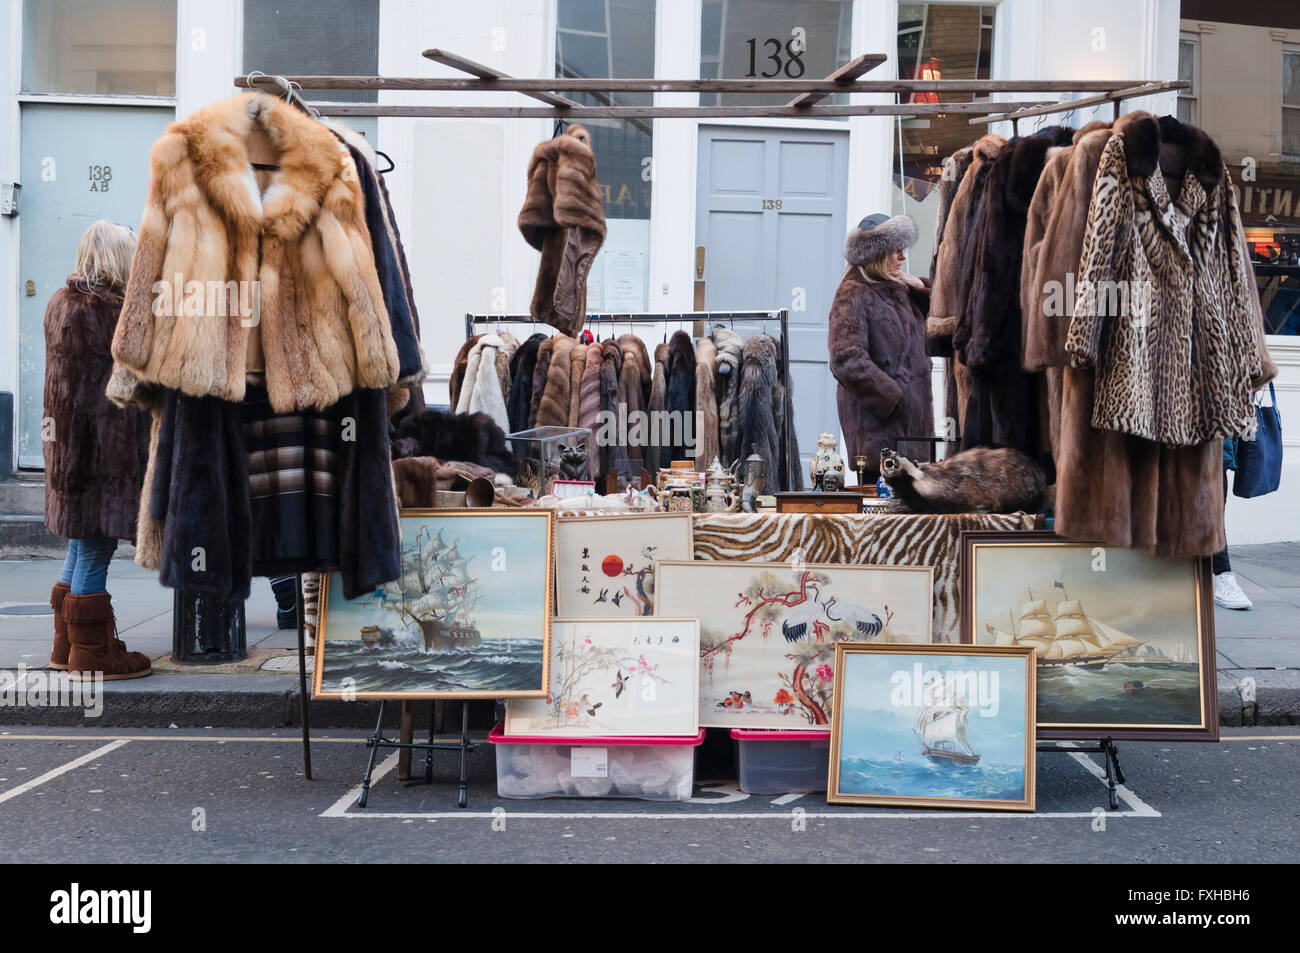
left=968, top=80, right=1189, bottom=125
left=421, top=48, right=580, bottom=108
left=309, top=102, right=1050, bottom=119
left=787, top=53, right=884, bottom=108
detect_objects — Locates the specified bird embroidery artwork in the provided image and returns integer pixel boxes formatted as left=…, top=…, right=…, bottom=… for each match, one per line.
left=822, top=597, right=884, bottom=638
left=610, top=670, right=631, bottom=698
left=595, top=589, right=609, bottom=603
left=579, top=693, right=602, bottom=717
left=611, top=591, right=624, bottom=607
left=780, top=583, right=832, bottom=643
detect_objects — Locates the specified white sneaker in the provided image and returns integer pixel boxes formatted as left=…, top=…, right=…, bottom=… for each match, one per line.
left=1214, top=572, right=1252, bottom=610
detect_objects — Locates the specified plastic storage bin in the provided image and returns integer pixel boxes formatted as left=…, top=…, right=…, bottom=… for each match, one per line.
left=488, top=723, right=704, bottom=801
left=731, top=728, right=831, bottom=794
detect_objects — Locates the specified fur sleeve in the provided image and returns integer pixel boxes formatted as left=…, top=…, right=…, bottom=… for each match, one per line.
left=828, top=284, right=903, bottom=419
left=112, top=132, right=185, bottom=373
left=1066, top=135, right=1131, bottom=368
left=318, top=163, right=401, bottom=390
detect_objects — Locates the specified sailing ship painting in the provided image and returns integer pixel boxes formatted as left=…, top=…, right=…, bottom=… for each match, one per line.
left=313, top=512, right=554, bottom=699
left=967, top=537, right=1208, bottom=731
left=829, top=645, right=1034, bottom=810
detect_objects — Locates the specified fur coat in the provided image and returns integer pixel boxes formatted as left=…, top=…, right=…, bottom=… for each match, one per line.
left=1064, top=114, right=1274, bottom=445
left=567, top=338, right=588, bottom=426
left=829, top=271, right=934, bottom=479
left=43, top=281, right=151, bottom=542
left=618, top=334, right=652, bottom=407
left=449, top=334, right=481, bottom=413
left=954, top=127, right=1073, bottom=468
left=598, top=340, right=623, bottom=478
left=390, top=409, right=514, bottom=474
left=662, top=331, right=696, bottom=470
left=711, top=327, right=744, bottom=465
left=694, top=337, right=720, bottom=469
left=507, top=333, right=546, bottom=433
left=528, top=337, right=556, bottom=428
left=616, top=336, right=647, bottom=468
left=577, top=341, right=603, bottom=437
left=536, top=335, right=575, bottom=427
left=739, top=334, right=798, bottom=492
left=517, top=125, right=606, bottom=336
left=110, top=93, right=400, bottom=412
left=455, top=334, right=511, bottom=437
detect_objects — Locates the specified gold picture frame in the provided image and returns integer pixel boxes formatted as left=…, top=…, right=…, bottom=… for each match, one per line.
left=313, top=509, right=554, bottom=700
left=827, top=642, right=1036, bottom=811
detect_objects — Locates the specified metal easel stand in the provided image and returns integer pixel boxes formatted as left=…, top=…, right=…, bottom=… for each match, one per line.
left=1037, top=737, right=1125, bottom=810
left=357, top=699, right=475, bottom=809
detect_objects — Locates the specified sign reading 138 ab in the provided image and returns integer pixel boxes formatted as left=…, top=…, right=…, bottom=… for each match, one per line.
left=88, top=165, right=112, bottom=192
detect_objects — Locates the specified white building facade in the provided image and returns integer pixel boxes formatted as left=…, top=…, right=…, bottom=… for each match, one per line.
left=3, top=0, right=1294, bottom=542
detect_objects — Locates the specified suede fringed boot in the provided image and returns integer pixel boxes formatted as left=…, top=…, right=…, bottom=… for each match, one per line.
left=64, top=592, right=152, bottom=681
left=49, top=582, right=72, bottom=670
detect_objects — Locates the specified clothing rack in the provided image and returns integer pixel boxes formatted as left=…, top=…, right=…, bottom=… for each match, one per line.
left=466, top=310, right=794, bottom=491
left=968, top=80, right=1188, bottom=134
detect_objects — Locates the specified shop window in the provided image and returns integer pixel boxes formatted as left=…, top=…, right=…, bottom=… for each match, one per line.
left=21, top=0, right=177, bottom=96
left=699, top=0, right=853, bottom=107
left=557, top=0, right=655, bottom=311
left=1285, top=50, right=1300, bottom=161
left=1177, top=35, right=1199, bottom=127
left=890, top=3, right=997, bottom=272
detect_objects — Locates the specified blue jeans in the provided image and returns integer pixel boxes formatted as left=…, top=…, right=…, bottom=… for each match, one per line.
left=59, top=535, right=118, bottom=595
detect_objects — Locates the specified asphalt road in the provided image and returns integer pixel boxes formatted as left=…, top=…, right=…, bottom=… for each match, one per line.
left=0, top=726, right=1295, bottom=863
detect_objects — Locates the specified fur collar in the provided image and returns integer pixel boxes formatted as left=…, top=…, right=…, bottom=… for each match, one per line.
left=973, top=133, right=1005, bottom=161
left=1121, top=114, right=1223, bottom=188
left=173, top=92, right=348, bottom=242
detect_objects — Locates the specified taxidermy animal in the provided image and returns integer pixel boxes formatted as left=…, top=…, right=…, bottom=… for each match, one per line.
left=558, top=443, right=588, bottom=481
left=879, top=447, right=1045, bottom=514
left=781, top=584, right=831, bottom=643
left=823, top=598, right=884, bottom=638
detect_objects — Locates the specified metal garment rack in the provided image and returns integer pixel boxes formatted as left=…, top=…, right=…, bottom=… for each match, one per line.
left=239, top=50, right=1185, bottom=785
left=466, top=310, right=795, bottom=491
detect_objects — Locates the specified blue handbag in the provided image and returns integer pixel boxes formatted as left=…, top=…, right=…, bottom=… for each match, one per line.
left=1233, top=382, right=1282, bottom=498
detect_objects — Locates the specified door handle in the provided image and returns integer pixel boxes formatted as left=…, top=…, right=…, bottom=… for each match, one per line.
left=695, top=246, right=705, bottom=280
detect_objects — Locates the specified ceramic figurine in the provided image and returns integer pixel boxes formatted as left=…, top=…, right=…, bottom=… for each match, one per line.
left=810, top=432, right=845, bottom=491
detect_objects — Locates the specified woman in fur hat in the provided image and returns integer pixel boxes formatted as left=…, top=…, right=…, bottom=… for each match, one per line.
left=43, top=221, right=152, bottom=680
left=828, top=214, right=934, bottom=481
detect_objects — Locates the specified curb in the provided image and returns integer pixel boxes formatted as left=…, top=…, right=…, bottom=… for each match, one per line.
left=1, top=670, right=1296, bottom=730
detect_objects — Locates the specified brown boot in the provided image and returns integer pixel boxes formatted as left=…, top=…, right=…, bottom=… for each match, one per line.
left=65, top=592, right=152, bottom=681
left=49, top=582, right=72, bottom=670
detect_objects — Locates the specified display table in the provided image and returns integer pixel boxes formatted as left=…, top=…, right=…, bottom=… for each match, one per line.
left=691, top=512, right=1040, bottom=643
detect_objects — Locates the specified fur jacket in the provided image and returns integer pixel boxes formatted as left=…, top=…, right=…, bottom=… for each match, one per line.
left=507, top=333, right=546, bottom=433
left=577, top=341, right=603, bottom=436
left=43, top=281, right=151, bottom=542
left=567, top=338, right=588, bottom=426
left=449, top=334, right=481, bottom=411
left=110, top=93, right=400, bottom=413
left=662, top=331, right=696, bottom=469
left=694, top=337, right=720, bottom=469
left=955, top=127, right=1073, bottom=467
left=528, top=337, right=556, bottom=427
left=536, top=335, right=575, bottom=427
left=928, top=133, right=1004, bottom=351
left=454, top=334, right=512, bottom=438
left=517, top=125, right=606, bottom=336
left=1064, top=115, right=1274, bottom=445
left=738, top=333, right=801, bottom=492
left=598, top=340, right=623, bottom=478
left=617, top=335, right=648, bottom=468
left=711, top=327, right=744, bottom=465
left=829, top=270, right=934, bottom=479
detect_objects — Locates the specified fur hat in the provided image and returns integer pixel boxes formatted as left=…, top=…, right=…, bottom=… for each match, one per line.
left=844, top=214, right=918, bottom=265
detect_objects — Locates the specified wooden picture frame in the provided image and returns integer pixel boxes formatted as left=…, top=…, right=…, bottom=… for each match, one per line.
left=554, top=512, right=694, bottom=617
left=827, top=642, right=1036, bottom=811
left=653, top=559, right=935, bottom=730
left=313, top=509, right=554, bottom=700
left=959, top=530, right=1218, bottom=741
left=505, top=617, right=701, bottom=737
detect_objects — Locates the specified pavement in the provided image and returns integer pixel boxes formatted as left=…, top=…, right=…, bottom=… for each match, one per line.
left=0, top=544, right=1297, bottom=729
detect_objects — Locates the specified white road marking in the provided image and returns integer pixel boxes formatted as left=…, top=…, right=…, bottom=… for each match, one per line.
left=320, top=751, right=401, bottom=818
left=1055, top=742, right=1161, bottom=817
left=769, top=792, right=810, bottom=805
left=0, top=740, right=129, bottom=806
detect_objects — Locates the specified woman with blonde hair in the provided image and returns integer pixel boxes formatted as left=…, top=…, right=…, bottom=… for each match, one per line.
left=828, top=213, right=934, bottom=483
left=43, top=219, right=152, bottom=680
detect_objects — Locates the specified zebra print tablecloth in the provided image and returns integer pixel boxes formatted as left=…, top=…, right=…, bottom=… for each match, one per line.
left=691, top=512, right=1039, bottom=643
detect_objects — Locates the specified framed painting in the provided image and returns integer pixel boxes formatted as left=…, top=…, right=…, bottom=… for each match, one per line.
left=828, top=643, right=1036, bottom=810
left=960, top=530, right=1218, bottom=741
left=653, top=560, right=934, bottom=729
left=504, top=618, right=700, bottom=737
left=554, top=513, right=693, bottom=617
left=313, top=509, right=554, bottom=700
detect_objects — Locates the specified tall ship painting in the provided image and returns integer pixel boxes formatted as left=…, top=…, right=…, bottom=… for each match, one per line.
left=986, top=584, right=1144, bottom=669
left=378, top=527, right=483, bottom=652
left=914, top=694, right=980, bottom=765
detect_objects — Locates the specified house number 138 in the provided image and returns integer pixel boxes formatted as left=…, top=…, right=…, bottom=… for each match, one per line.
left=88, top=165, right=112, bottom=192
left=762, top=199, right=783, bottom=210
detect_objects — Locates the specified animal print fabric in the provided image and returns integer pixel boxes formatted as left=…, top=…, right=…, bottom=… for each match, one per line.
left=691, top=512, right=1038, bottom=643
left=1065, top=134, right=1262, bottom=446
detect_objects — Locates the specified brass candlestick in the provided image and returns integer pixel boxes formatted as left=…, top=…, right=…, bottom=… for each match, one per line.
left=854, top=455, right=868, bottom=488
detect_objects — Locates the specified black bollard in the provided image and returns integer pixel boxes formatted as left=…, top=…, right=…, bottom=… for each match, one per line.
left=172, top=588, right=246, bottom=664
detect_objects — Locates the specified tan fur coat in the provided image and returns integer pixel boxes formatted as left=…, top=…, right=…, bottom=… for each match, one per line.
left=111, top=93, right=400, bottom=413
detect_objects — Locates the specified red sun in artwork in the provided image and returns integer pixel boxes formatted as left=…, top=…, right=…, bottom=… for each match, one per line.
left=601, top=554, right=624, bottom=577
